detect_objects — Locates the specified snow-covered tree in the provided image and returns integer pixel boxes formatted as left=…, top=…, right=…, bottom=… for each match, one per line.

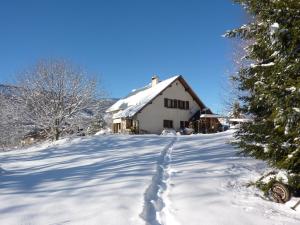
left=17, top=59, right=98, bottom=140
left=225, top=0, right=300, bottom=188
left=0, top=85, right=27, bottom=148
left=231, top=101, right=243, bottom=119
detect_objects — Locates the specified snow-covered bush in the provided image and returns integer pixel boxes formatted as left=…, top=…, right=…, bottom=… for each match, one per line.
left=182, top=127, right=194, bottom=135
left=161, top=129, right=177, bottom=136
left=0, top=86, right=28, bottom=147
left=94, top=128, right=112, bottom=136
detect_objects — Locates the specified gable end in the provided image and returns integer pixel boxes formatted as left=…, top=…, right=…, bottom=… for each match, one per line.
left=133, top=75, right=210, bottom=116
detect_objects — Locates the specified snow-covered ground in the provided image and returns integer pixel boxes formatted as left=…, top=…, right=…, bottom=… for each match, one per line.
left=0, top=131, right=299, bottom=225
left=166, top=132, right=300, bottom=225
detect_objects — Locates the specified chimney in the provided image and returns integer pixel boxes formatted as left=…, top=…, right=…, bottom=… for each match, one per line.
left=151, top=75, right=159, bottom=87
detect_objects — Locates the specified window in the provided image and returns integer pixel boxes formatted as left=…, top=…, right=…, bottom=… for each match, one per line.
left=164, top=98, right=189, bottom=110
left=174, top=99, right=178, bottom=108
left=126, top=119, right=133, bottom=129
left=180, top=121, right=190, bottom=128
left=168, top=99, right=172, bottom=108
left=163, top=120, right=173, bottom=128
left=170, top=99, right=174, bottom=108
left=185, top=101, right=189, bottom=110
left=178, top=100, right=185, bottom=109
left=164, top=98, right=171, bottom=108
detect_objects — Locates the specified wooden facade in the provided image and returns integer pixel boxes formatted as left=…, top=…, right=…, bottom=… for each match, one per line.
left=191, top=118, right=222, bottom=133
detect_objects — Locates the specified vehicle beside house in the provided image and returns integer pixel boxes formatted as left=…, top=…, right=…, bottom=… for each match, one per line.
left=106, top=75, right=221, bottom=134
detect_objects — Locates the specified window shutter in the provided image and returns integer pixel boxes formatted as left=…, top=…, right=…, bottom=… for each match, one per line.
left=164, top=98, right=168, bottom=107
left=186, top=101, right=189, bottom=110
left=185, top=121, right=189, bottom=127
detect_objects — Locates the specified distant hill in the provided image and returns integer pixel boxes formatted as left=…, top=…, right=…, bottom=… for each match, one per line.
left=0, top=84, right=19, bottom=96
left=96, top=98, right=119, bottom=114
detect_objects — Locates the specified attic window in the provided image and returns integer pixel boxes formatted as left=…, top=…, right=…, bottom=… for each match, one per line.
left=174, top=99, right=178, bottom=108
left=164, top=98, right=189, bottom=110
left=178, top=100, right=185, bottom=109
left=186, top=101, right=189, bottom=110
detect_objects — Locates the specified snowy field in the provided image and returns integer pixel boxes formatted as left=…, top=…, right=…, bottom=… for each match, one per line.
left=0, top=131, right=299, bottom=225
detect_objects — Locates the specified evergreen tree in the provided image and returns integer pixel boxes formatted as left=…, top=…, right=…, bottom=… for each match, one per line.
left=225, top=0, right=300, bottom=188
left=231, top=101, right=243, bottom=118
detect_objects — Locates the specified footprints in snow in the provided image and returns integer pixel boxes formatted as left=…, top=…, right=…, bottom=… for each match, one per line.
left=140, top=137, right=177, bottom=225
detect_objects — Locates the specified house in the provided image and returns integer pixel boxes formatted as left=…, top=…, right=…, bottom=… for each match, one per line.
left=106, top=75, right=221, bottom=134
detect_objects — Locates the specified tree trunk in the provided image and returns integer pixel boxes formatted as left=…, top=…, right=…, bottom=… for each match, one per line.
left=55, top=127, right=60, bottom=140
left=54, top=118, right=60, bottom=140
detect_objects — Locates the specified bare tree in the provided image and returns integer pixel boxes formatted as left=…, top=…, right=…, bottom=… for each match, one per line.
left=0, top=87, right=27, bottom=149
left=221, top=37, right=254, bottom=115
left=221, top=11, right=254, bottom=115
left=17, top=59, right=98, bottom=140
left=0, top=92, right=13, bottom=148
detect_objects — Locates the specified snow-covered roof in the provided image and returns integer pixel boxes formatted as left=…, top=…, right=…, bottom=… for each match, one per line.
left=229, top=118, right=253, bottom=123
left=106, top=76, right=180, bottom=119
left=200, top=114, right=226, bottom=118
left=199, top=113, right=253, bottom=123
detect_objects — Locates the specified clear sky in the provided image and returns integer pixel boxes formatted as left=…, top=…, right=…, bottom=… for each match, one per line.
left=0, top=0, right=245, bottom=113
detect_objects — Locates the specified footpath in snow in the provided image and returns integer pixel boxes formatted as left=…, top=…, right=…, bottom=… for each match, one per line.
left=140, top=136, right=178, bottom=225
left=0, top=131, right=299, bottom=225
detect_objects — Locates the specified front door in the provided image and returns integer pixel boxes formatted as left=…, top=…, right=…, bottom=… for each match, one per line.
left=113, top=123, right=121, bottom=133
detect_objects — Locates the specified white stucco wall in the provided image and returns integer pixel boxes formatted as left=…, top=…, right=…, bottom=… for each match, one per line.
left=136, top=80, right=201, bottom=134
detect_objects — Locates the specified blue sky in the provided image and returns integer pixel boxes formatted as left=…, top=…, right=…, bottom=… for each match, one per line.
left=0, top=0, right=245, bottom=113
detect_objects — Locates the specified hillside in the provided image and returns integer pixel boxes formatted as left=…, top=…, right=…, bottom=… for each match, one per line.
left=0, top=131, right=299, bottom=225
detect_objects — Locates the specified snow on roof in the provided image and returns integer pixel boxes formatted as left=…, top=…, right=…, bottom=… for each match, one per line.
left=106, top=75, right=180, bottom=119
left=200, top=114, right=226, bottom=118
left=199, top=114, right=253, bottom=123
left=229, top=118, right=253, bottom=123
